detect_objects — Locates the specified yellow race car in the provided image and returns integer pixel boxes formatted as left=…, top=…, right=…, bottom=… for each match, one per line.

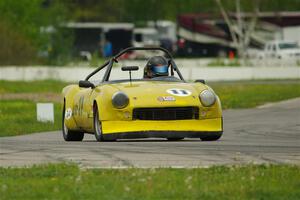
left=62, top=47, right=223, bottom=141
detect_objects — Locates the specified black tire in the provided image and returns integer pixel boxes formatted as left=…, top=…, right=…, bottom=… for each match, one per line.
left=93, top=104, right=104, bottom=142
left=200, top=132, right=222, bottom=141
left=62, top=102, right=84, bottom=141
left=167, top=138, right=184, bottom=141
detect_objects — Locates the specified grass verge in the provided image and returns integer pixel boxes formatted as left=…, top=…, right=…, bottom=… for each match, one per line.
left=210, top=80, right=300, bottom=109
left=0, top=80, right=66, bottom=137
left=0, top=80, right=68, bottom=94
left=0, top=164, right=299, bottom=200
left=0, top=100, right=61, bottom=137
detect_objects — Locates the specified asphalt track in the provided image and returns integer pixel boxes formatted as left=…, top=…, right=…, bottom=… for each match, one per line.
left=1, top=98, right=299, bottom=168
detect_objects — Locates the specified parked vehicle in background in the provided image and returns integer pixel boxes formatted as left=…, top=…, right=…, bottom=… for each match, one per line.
left=264, top=41, right=300, bottom=60
left=148, top=20, right=177, bottom=53
left=133, top=21, right=177, bottom=50
left=65, top=22, right=134, bottom=57
left=130, top=28, right=161, bottom=59
left=133, top=28, right=160, bottom=47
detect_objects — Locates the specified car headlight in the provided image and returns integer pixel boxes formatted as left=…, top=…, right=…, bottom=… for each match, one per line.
left=199, top=89, right=216, bottom=107
left=112, top=91, right=129, bottom=109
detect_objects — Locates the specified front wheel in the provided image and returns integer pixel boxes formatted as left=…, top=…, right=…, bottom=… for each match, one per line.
left=62, top=102, right=84, bottom=141
left=200, top=132, right=222, bottom=141
left=93, top=104, right=104, bottom=142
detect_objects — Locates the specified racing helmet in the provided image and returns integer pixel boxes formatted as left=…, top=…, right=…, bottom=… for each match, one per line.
left=144, top=56, right=169, bottom=78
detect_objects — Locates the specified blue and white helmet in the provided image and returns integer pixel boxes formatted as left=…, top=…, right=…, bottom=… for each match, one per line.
left=144, top=56, right=169, bottom=78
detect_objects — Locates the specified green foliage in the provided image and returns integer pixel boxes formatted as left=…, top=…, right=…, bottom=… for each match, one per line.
left=89, top=52, right=106, bottom=67
left=64, top=0, right=218, bottom=22
left=0, top=20, right=37, bottom=65
left=260, top=0, right=300, bottom=11
left=1, top=0, right=300, bottom=65
left=1, top=164, right=300, bottom=199
left=0, top=0, right=46, bottom=47
left=207, top=59, right=241, bottom=67
left=0, top=0, right=72, bottom=65
left=63, top=0, right=300, bottom=23
left=46, top=27, right=74, bottom=65
left=66, top=0, right=126, bottom=22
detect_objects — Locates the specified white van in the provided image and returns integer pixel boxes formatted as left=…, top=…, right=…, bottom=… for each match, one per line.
left=264, top=41, right=300, bottom=60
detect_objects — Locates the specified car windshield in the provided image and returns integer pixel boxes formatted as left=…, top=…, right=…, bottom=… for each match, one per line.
left=278, top=42, right=299, bottom=49
left=104, top=76, right=182, bottom=84
left=104, top=50, right=181, bottom=82
left=108, top=62, right=182, bottom=82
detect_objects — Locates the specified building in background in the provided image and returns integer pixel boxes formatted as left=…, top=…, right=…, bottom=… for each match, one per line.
left=65, top=22, right=134, bottom=58
left=177, top=12, right=300, bottom=57
left=133, top=21, right=177, bottom=53
left=133, top=28, right=160, bottom=47
left=65, top=21, right=177, bottom=59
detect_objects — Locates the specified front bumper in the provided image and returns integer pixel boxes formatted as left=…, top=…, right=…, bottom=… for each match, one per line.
left=102, top=130, right=223, bottom=140
left=101, top=118, right=222, bottom=139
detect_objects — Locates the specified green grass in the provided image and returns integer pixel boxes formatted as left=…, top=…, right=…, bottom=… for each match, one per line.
left=207, top=58, right=241, bottom=67
left=0, top=100, right=62, bottom=137
left=210, top=80, right=300, bottom=109
left=0, top=80, right=65, bottom=136
left=0, top=164, right=299, bottom=200
left=0, top=80, right=69, bottom=94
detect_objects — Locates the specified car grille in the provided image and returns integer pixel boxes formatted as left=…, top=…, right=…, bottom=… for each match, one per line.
left=132, top=107, right=199, bottom=120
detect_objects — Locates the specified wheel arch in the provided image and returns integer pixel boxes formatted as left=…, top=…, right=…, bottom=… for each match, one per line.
left=93, top=100, right=98, bottom=113
left=62, top=85, right=80, bottom=130
left=93, top=98, right=104, bottom=121
left=93, top=92, right=112, bottom=121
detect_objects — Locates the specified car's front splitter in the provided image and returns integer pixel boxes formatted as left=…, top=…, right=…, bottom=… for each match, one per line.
left=101, top=118, right=222, bottom=134
left=102, top=130, right=223, bottom=140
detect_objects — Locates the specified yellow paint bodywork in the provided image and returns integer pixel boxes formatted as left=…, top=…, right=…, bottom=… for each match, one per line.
left=62, top=81, right=223, bottom=135
left=102, top=118, right=222, bottom=134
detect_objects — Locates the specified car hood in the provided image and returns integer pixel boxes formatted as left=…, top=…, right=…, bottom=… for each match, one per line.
left=106, top=81, right=208, bottom=107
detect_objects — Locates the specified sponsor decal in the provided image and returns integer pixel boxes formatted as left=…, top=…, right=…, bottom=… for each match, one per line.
left=157, top=96, right=176, bottom=102
left=65, top=108, right=72, bottom=119
left=166, top=88, right=192, bottom=97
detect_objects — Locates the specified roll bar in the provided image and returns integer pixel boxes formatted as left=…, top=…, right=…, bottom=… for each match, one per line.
left=85, top=47, right=185, bottom=82
left=113, top=47, right=173, bottom=60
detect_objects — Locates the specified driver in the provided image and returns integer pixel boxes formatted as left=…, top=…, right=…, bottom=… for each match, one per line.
left=143, top=56, right=169, bottom=79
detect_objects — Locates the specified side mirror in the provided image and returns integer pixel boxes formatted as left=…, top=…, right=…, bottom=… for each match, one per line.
left=79, top=80, right=95, bottom=88
left=121, top=66, right=139, bottom=83
left=195, top=79, right=205, bottom=84
left=121, top=66, right=139, bottom=71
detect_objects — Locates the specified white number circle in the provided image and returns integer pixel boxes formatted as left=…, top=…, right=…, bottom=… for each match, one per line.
left=65, top=108, right=72, bottom=119
left=166, top=88, right=192, bottom=96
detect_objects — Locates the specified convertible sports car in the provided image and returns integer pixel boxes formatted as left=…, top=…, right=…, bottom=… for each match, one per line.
left=62, top=47, right=223, bottom=142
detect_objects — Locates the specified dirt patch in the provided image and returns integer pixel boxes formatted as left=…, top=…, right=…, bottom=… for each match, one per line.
left=0, top=93, right=61, bottom=103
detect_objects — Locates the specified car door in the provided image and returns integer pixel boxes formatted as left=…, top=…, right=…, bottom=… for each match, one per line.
left=80, top=85, right=104, bottom=132
left=73, top=88, right=93, bottom=130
